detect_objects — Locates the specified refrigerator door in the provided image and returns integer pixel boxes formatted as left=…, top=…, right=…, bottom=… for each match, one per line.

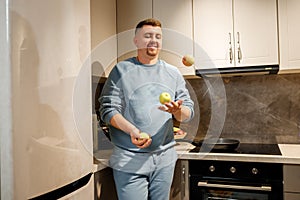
left=29, top=173, right=94, bottom=199
left=9, top=0, right=93, bottom=199
left=58, top=174, right=94, bottom=200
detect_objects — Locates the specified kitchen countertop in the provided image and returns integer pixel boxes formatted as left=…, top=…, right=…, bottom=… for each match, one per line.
left=93, top=142, right=300, bottom=172
left=175, top=142, right=300, bottom=164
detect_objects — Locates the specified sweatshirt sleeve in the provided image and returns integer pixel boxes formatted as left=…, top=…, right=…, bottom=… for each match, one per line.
left=99, top=66, right=124, bottom=125
left=175, top=71, right=195, bottom=122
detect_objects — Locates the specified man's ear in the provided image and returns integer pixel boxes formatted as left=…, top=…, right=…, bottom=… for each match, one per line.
left=133, top=36, right=138, bottom=47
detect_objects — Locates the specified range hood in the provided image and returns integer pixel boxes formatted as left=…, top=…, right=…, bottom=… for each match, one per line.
left=195, top=65, right=279, bottom=77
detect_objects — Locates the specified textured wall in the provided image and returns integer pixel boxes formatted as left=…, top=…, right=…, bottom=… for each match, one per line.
left=186, top=73, right=300, bottom=144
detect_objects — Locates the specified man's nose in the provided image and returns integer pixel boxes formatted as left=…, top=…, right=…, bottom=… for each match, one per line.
left=151, top=35, right=159, bottom=42
left=150, top=36, right=157, bottom=42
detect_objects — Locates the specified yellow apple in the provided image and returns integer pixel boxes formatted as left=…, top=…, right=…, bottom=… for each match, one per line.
left=173, top=127, right=180, bottom=132
left=182, top=55, right=194, bottom=66
left=159, top=92, right=171, bottom=104
left=138, top=132, right=150, bottom=141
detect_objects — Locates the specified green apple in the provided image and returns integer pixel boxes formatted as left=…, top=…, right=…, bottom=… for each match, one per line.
left=138, top=132, right=150, bottom=141
left=159, top=92, right=171, bottom=104
left=182, top=54, right=194, bottom=66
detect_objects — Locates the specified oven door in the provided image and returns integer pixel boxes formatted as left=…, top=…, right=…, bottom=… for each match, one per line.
left=190, top=178, right=283, bottom=200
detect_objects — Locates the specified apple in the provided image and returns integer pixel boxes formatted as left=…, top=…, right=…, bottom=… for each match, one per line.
left=182, top=55, right=194, bottom=66
left=138, top=132, right=150, bottom=141
left=159, top=92, right=171, bottom=104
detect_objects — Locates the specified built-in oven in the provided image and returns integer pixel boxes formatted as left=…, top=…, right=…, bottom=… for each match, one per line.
left=188, top=143, right=283, bottom=200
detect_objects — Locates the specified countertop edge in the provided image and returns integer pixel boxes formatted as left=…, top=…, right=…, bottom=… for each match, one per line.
left=176, top=143, right=300, bottom=164
left=93, top=143, right=300, bottom=172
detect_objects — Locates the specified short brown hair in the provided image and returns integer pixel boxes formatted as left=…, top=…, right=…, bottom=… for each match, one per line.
left=135, top=18, right=162, bottom=35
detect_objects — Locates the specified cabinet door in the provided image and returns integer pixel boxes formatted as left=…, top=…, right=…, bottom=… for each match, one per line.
left=94, top=168, right=118, bottom=200
left=194, top=0, right=233, bottom=69
left=285, top=193, right=300, bottom=200
left=278, top=0, right=300, bottom=72
left=170, top=160, right=189, bottom=200
left=91, top=0, right=117, bottom=77
left=234, top=0, right=278, bottom=67
left=116, top=0, right=152, bottom=61
left=194, top=0, right=278, bottom=69
left=153, top=0, right=194, bottom=75
left=284, top=164, right=300, bottom=193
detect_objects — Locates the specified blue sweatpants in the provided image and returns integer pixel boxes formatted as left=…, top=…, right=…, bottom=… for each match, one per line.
left=113, top=162, right=176, bottom=200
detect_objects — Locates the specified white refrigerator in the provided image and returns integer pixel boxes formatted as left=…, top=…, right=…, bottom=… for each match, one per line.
left=1, top=0, right=94, bottom=199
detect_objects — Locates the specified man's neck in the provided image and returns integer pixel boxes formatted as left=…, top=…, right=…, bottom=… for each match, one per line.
left=137, top=55, right=158, bottom=65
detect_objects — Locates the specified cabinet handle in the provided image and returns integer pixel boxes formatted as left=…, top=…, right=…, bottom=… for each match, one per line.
left=229, top=33, right=233, bottom=63
left=181, top=165, right=186, bottom=198
left=237, top=32, right=242, bottom=63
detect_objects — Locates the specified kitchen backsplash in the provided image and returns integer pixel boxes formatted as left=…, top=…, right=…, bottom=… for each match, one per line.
left=185, top=73, right=300, bottom=144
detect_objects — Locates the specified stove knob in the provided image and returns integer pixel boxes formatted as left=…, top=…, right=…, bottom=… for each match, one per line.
left=230, top=166, right=236, bottom=174
left=209, top=165, right=215, bottom=172
left=252, top=168, right=259, bottom=175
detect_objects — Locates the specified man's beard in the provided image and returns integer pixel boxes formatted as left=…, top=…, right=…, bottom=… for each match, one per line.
left=146, top=47, right=159, bottom=57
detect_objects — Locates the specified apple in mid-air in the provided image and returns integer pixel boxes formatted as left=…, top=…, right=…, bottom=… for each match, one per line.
left=159, top=92, right=171, bottom=104
left=182, top=55, right=194, bottom=66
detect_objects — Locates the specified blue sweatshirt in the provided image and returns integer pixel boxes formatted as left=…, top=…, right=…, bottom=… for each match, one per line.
left=99, top=57, right=194, bottom=153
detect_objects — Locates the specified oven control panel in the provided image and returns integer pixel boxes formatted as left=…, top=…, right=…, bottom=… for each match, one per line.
left=189, top=160, right=283, bottom=182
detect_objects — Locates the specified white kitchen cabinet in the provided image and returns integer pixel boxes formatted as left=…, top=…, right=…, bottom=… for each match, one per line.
left=153, top=0, right=194, bottom=75
left=91, top=0, right=117, bottom=77
left=193, top=0, right=278, bottom=69
left=116, top=0, right=152, bottom=62
left=284, top=164, right=300, bottom=199
left=278, top=0, right=300, bottom=73
left=116, top=0, right=194, bottom=75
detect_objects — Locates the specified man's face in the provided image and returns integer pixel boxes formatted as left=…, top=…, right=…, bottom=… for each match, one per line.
left=134, top=25, right=162, bottom=58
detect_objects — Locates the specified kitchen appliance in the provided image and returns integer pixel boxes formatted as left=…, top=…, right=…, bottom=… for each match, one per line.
left=189, top=143, right=283, bottom=200
left=195, top=65, right=279, bottom=77
left=189, top=160, right=283, bottom=200
left=190, top=143, right=281, bottom=155
left=3, top=1, right=94, bottom=199
left=192, top=138, right=240, bottom=151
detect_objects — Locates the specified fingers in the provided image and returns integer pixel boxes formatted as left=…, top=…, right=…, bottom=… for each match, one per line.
left=131, top=134, right=152, bottom=149
left=137, top=138, right=152, bottom=148
left=158, top=99, right=183, bottom=114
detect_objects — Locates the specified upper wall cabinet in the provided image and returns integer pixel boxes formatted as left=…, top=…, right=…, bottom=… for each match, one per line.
left=193, top=0, right=278, bottom=69
left=153, top=0, right=194, bottom=75
left=91, top=0, right=117, bottom=77
left=278, top=0, right=300, bottom=73
left=116, top=0, right=152, bottom=62
left=116, top=0, right=194, bottom=75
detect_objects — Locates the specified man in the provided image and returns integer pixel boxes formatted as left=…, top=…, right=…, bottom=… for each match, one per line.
left=99, top=18, right=194, bottom=200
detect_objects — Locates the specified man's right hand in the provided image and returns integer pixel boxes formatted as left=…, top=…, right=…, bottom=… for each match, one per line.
left=130, top=131, right=152, bottom=149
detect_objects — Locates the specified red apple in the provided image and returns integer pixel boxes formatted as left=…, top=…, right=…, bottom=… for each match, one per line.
left=182, top=55, right=194, bottom=66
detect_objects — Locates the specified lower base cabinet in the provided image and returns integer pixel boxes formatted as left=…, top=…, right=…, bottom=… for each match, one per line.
left=285, top=193, right=300, bottom=200
left=170, top=160, right=189, bottom=200
left=94, top=167, right=118, bottom=200
left=284, top=164, right=300, bottom=200
left=94, top=160, right=189, bottom=200
left=94, top=162, right=300, bottom=200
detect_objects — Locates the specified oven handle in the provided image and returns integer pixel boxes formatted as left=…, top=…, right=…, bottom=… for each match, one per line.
left=197, top=181, right=272, bottom=192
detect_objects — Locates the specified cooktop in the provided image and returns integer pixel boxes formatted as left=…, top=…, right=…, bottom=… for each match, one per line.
left=189, top=143, right=282, bottom=155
